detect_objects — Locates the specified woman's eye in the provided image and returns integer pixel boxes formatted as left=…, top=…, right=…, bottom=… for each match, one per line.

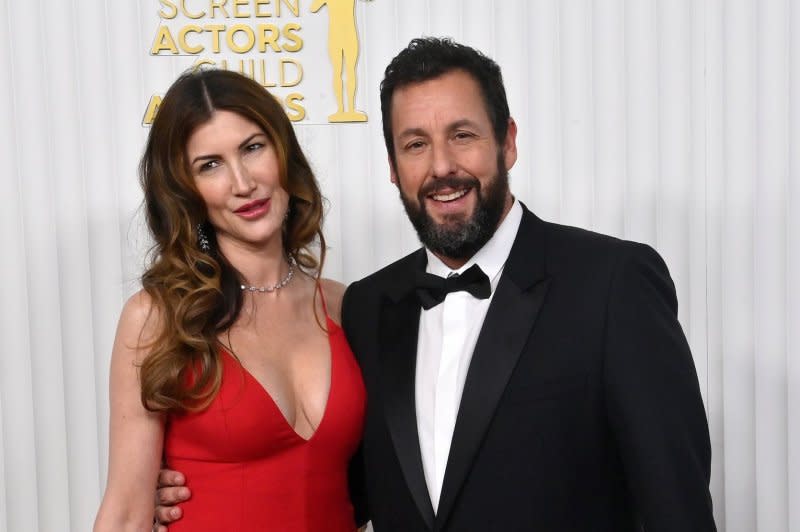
left=199, top=160, right=220, bottom=172
left=245, top=142, right=264, bottom=152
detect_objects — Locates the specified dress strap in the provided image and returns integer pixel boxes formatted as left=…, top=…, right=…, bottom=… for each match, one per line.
left=317, top=280, right=330, bottom=320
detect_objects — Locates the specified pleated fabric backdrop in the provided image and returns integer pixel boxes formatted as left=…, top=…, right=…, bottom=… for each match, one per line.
left=0, top=1, right=797, bottom=531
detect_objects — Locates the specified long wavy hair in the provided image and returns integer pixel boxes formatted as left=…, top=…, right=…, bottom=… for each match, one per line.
left=138, top=68, right=325, bottom=413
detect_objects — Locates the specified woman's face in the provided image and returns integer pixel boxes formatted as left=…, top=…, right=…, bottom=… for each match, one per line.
left=186, top=110, right=289, bottom=253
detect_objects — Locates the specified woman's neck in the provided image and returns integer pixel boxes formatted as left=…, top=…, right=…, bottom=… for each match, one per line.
left=216, top=235, right=290, bottom=288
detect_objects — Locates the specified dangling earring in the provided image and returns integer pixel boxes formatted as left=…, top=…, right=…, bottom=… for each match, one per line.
left=197, top=223, right=211, bottom=253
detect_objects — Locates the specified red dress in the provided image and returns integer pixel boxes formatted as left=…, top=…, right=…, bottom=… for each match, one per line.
left=164, top=317, right=366, bottom=531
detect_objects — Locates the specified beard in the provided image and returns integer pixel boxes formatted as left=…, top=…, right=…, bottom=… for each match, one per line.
left=398, top=153, right=509, bottom=261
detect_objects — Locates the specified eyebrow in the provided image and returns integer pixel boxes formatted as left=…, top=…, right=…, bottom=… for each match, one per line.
left=396, top=127, right=428, bottom=140
left=190, top=132, right=266, bottom=165
left=449, top=119, right=480, bottom=130
left=396, top=119, right=482, bottom=140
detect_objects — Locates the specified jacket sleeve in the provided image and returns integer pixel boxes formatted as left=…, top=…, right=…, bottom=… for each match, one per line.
left=603, top=243, right=716, bottom=531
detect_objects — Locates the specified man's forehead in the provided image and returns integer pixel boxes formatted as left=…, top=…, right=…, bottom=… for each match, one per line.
left=392, top=69, right=479, bottom=99
left=389, top=72, right=489, bottom=132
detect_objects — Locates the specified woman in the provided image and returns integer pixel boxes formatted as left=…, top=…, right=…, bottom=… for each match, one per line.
left=94, top=69, right=366, bottom=531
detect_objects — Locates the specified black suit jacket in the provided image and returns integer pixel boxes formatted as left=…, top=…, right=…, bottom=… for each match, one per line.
left=342, top=205, right=715, bottom=531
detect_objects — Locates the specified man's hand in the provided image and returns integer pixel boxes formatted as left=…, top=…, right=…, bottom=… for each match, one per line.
left=153, top=469, right=191, bottom=531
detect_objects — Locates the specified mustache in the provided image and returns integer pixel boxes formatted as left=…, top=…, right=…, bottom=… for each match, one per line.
left=418, top=176, right=481, bottom=197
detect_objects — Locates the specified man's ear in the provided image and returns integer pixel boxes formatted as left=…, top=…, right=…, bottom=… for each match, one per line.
left=503, top=118, right=518, bottom=171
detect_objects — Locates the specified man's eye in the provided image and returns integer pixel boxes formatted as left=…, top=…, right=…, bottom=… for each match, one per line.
left=454, top=131, right=475, bottom=140
left=405, top=140, right=425, bottom=150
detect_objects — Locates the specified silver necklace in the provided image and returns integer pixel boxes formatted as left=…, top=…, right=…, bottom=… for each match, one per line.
left=240, top=258, right=295, bottom=293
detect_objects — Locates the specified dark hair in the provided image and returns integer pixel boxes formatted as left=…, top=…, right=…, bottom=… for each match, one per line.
left=138, top=68, right=325, bottom=412
left=380, top=37, right=511, bottom=168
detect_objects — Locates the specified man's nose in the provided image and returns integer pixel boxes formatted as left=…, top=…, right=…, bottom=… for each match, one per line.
left=430, top=142, right=458, bottom=178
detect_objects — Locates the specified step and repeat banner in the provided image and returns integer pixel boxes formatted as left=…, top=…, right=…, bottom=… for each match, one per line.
left=1, top=1, right=798, bottom=532
left=144, top=0, right=370, bottom=125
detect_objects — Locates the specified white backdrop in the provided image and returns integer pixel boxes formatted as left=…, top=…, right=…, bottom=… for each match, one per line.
left=0, top=1, right=798, bottom=531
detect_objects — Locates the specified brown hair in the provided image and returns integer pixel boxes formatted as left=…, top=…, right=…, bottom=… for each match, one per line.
left=138, top=68, right=325, bottom=412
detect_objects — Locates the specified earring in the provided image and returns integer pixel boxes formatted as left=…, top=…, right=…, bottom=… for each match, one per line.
left=197, top=223, right=211, bottom=253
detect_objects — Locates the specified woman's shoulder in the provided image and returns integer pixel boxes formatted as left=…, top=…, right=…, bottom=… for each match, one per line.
left=116, top=289, right=161, bottom=354
left=318, top=278, right=346, bottom=325
left=120, top=289, right=157, bottom=324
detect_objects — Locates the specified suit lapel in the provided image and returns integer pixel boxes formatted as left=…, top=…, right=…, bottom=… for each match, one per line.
left=379, top=250, right=436, bottom=529
left=435, top=207, right=551, bottom=527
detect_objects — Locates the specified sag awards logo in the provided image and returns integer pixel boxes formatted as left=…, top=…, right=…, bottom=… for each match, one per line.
left=143, top=0, right=371, bottom=125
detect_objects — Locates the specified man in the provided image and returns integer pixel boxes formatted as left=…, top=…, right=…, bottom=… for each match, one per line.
left=156, top=37, right=716, bottom=531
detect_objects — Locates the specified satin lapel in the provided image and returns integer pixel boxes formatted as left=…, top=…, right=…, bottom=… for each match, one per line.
left=379, top=252, right=436, bottom=529
left=435, top=206, right=551, bottom=527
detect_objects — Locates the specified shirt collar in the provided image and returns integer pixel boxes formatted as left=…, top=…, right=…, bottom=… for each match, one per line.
left=426, top=199, right=523, bottom=286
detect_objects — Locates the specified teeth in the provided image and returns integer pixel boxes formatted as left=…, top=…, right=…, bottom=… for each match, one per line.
left=432, top=189, right=469, bottom=202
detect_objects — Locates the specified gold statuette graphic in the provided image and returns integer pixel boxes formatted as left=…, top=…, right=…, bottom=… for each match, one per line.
left=311, top=0, right=368, bottom=122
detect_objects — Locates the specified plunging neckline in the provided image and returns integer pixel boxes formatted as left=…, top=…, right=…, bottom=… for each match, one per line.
left=221, top=316, right=338, bottom=443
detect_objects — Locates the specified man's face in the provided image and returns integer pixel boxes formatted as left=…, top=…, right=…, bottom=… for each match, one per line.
left=389, top=69, right=517, bottom=267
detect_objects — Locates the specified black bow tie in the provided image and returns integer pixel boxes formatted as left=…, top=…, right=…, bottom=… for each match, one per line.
left=415, top=264, right=491, bottom=310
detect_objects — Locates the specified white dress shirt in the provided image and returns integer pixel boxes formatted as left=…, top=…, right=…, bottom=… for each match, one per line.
left=415, top=200, right=523, bottom=512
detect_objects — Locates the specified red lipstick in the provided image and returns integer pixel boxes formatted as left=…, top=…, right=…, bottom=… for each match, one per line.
left=234, top=198, right=270, bottom=219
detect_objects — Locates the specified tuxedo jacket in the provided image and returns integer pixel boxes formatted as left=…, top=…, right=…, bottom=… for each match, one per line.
left=342, top=205, right=715, bottom=532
